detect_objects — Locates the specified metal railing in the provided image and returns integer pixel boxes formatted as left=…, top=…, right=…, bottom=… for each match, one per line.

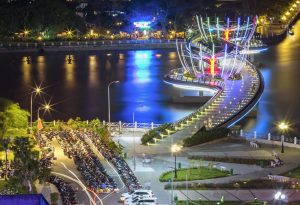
left=231, top=130, right=300, bottom=146
left=0, top=39, right=185, bottom=49
left=42, top=120, right=161, bottom=131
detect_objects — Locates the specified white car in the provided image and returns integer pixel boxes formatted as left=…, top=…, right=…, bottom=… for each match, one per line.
left=120, top=190, right=154, bottom=202
left=120, top=193, right=131, bottom=202
left=125, top=195, right=157, bottom=205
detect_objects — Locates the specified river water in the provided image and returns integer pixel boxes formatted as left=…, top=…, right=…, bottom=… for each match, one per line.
left=0, top=49, right=198, bottom=124
left=0, top=21, right=299, bottom=134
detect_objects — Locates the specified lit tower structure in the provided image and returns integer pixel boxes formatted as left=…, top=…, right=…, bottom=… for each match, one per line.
left=176, top=16, right=257, bottom=79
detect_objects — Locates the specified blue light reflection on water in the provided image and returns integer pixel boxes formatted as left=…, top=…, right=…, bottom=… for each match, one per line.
left=249, top=68, right=273, bottom=133
left=114, top=50, right=196, bottom=123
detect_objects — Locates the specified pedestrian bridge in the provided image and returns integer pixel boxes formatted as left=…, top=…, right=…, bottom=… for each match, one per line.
left=160, top=59, right=264, bottom=143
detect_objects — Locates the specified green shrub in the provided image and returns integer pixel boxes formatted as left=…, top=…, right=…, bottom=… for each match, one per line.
left=188, top=156, right=270, bottom=167
left=165, top=179, right=293, bottom=190
left=183, top=127, right=230, bottom=147
left=141, top=123, right=172, bottom=145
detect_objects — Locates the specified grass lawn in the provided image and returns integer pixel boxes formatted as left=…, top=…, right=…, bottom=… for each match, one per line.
left=0, top=151, right=14, bottom=161
left=160, top=167, right=230, bottom=182
left=284, top=166, right=300, bottom=179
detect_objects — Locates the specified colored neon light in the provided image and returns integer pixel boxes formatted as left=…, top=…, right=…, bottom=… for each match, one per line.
left=210, top=57, right=215, bottom=76
left=133, top=21, right=151, bottom=28
left=224, top=29, right=229, bottom=41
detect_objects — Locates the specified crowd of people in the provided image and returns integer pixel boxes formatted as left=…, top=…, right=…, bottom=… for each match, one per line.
left=56, top=130, right=117, bottom=193
left=49, top=175, right=79, bottom=205
left=83, top=131, right=142, bottom=191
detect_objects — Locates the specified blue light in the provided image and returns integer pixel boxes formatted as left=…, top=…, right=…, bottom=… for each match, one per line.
left=134, top=21, right=151, bottom=29
left=134, top=51, right=152, bottom=83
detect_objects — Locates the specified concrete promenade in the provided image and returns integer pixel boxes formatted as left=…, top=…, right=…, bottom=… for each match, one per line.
left=115, top=131, right=300, bottom=204
left=173, top=189, right=300, bottom=203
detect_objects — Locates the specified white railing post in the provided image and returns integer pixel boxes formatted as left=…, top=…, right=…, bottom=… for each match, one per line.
left=86, top=120, right=89, bottom=125
left=135, top=122, right=137, bottom=129
left=254, top=131, right=257, bottom=139
left=103, top=120, right=105, bottom=126
left=240, top=129, right=243, bottom=137
left=151, top=122, right=154, bottom=130
left=268, top=132, right=271, bottom=141
left=53, top=120, right=56, bottom=126
left=119, top=121, right=122, bottom=131
left=294, top=137, right=297, bottom=145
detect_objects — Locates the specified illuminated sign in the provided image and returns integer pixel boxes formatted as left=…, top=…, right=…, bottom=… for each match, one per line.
left=133, top=21, right=151, bottom=29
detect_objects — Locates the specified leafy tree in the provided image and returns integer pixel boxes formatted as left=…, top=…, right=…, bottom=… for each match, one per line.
left=0, top=0, right=86, bottom=38
left=0, top=98, right=29, bottom=138
left=10, top=137, right=40, bottom=193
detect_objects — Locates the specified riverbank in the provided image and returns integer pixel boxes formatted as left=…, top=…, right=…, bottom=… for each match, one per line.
left=0, top=40, right=179, bottom=53
left=259, top=11, right=300, bottom=45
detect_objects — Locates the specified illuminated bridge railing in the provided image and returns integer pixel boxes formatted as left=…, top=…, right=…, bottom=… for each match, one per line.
left=162, top=57, right=262, bottom=134
left=164, top=70, right=226, bottom=130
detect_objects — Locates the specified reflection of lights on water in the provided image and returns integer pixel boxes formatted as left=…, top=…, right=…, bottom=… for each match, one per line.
left=136, top=52, right=149, bottom=59
left=88, top=55, right=98, bottom=86
left=21, top=56, right=32, bottom=84
left=65, top=55, right=75, bottom=87
left=136, top=105, right=150, bottom=112
left=37, top=56, right=45, bottom=81
left=155, top=54, right=162, bottom=58
left=107, top=53, right=112, bottom=56
left=134, top=51, right=152, bottom=83
left=169, top=52, right=177, bottom=59
left=119, top=53, right=125, bottom=60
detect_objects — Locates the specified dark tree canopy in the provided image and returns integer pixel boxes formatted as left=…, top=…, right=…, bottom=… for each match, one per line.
left=0, top=0, right=86, bottom=37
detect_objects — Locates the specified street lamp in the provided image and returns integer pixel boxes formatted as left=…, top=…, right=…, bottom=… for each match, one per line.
left=278, top=121, right=289, bottom=153
left=274, top=191, right=286, bottom=201
left=171, top=144, right=182, bottom=178
left=37, top=104, right=50, bottom=138
left=30, top=87, right=42, bottom=129
left=107, top=80, right=119, bottom=131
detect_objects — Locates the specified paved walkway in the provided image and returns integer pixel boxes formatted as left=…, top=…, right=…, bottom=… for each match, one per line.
left=172, top=189, right=300, bottom=203
left=35, top=182, right=63, bottom=205
left=115, top=131, right=300, bottom=204
left=50, top=137, right=91, bottom=205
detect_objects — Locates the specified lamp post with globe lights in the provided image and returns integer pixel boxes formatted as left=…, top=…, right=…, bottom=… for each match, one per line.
left=171, top=144, right=182, bottom=178
left=278, top=121, right=289, bottom=153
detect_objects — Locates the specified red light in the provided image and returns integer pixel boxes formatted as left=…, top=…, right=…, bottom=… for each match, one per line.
left=210, top=57, right=215, bottom=76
